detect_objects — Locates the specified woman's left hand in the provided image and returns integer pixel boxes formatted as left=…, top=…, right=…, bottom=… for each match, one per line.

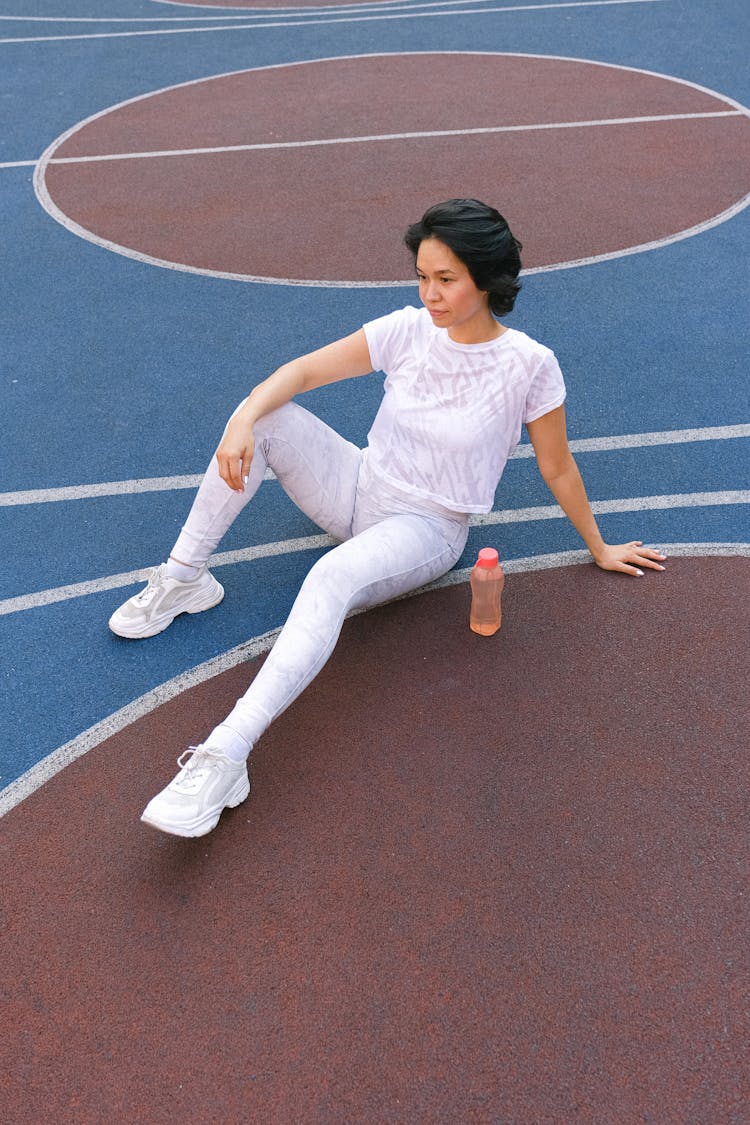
left=592, top=541, right=667, bottom=577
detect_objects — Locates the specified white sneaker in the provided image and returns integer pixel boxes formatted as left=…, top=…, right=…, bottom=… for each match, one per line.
left=141, top=746, right=250, bottom=837
left=109, top=564, right=224, bottom=639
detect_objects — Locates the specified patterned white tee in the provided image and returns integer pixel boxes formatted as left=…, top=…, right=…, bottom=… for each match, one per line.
left=363, top=305, right=566, bottom=514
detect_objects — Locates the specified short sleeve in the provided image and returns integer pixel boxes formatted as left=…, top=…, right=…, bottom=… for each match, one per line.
left=523, top=348, right=567, bottom=424
left=363, top=306, right=424, bottom=374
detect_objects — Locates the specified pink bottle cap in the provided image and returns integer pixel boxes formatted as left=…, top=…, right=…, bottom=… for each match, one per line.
left=476, top=547, right=499, bottom=568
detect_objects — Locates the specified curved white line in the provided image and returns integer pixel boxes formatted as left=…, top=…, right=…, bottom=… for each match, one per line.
left=474, top=490, right=750, bottom=526
left=1, top=1, right=670, bottom=44
left=33, top=51, right=750, bottom=287
left=1, top=491, right=748, bottom=617
left=0, top=467, right=277, bottom=507
left=0, top=626, right=282, bottom=817
left=0, top=13, right=287, bottom=21
left=44, top=111, right=743, bottom=166
left=1, top=540, right=746, bottom=818
left=512, top=423, right=750, bottom=457
left=0, top=531, right=336, bottom=617
left=2, top=424, right=748, bottom=506
left=0, top=474, right=206, bottom=506
left=1, top=1, right=540, bottom=22
left=152, top=0, right=669, bottom=16
left=151, top=0, right=597, bottom=14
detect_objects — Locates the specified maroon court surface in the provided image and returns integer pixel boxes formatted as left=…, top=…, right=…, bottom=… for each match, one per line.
left=3, top=557, right=748, bottom=1122
left=39, top=53, right=750, bottom=281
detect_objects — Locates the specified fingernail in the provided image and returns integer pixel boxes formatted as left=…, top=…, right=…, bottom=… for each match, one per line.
left=636, top=569, right=644, bottom=577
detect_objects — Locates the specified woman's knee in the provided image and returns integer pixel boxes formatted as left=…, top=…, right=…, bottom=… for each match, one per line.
left=296, top=528, right=424, bottom=616
left=253, top=401, right=306, bottom=446
left=298, top=549, right=353, bottom=606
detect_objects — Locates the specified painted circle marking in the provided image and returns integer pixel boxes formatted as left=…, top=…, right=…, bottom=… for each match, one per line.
left=36, top=53, right=750, bottom=285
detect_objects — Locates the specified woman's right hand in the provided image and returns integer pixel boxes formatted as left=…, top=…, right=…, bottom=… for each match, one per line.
left=213, top=329, right=373, bottom=493
left=215, top=408, right=256, bottom=492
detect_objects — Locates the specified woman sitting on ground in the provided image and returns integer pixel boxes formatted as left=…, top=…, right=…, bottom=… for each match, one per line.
left=109, top=198, right=666, bottom=838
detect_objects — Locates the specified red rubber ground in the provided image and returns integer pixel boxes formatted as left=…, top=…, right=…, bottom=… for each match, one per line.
left=3, top=558, right=747, bottom=1122
left=41, top=54, right=750, bottom=281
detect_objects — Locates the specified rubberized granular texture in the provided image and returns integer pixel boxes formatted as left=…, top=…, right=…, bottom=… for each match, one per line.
left=2, top=558, right=747, bottom=1123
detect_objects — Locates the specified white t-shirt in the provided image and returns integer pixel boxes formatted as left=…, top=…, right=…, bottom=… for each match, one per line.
left=363, top=305, right=566, bottom=514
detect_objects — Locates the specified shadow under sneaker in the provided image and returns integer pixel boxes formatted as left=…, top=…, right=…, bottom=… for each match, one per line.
left=108, top=564, right=224, bottom=639
left=141, top=746, right=251, bottom=837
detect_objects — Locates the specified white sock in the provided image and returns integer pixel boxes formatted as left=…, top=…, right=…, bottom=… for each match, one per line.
left=205, top=723, right=252, bottom=763
left=165, top=557, right=201, bottom=582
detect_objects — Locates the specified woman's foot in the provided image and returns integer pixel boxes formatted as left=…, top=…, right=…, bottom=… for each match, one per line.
left=140, top=746, right=250, bottom=837
left=108, top=564, right=224, bottom=638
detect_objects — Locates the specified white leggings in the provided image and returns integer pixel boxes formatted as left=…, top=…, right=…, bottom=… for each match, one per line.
left=171, top=402, right=469, bottom=753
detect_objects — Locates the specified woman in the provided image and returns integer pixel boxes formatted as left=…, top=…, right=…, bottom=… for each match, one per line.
left=110, top=199, right=665, bottom=837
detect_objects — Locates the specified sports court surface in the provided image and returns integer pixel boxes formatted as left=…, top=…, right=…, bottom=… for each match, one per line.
left=1, top=0, right=749, bottom=1120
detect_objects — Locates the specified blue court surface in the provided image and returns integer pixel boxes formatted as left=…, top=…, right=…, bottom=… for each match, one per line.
left=1, top=0, right=748, bottom=804
left=2, top=3, right=750, bottom=1122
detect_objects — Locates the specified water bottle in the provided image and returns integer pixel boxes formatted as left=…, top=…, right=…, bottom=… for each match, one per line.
left=470, top=547, right=505, bottom=635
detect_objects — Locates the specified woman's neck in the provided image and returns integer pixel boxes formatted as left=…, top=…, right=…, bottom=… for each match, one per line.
left=448, top=318, right=506, bottom=346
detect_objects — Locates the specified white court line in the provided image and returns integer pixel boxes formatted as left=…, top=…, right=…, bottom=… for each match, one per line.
left=3, top=106, right=744, bottom=171
left=31, top=50, right=750, bottom=285
left=511, top=423, right=750, bottom=457
left=0, top=532, right=336, bottom=619
left=2, top=0, right=579, bottom=21
left=0, top=466, right=278, bottom=506
left=28, top=188, right=750, bottom=288
left=0, top=1, right=538, bottom=22
left=0, top=539, right=746, bottom=819
left=1, top=491, right=747, bottom=618
left=33, top=110, right=743, bottom=166
left=153, top=0, right=611, bottom=18
left=471, top=490, right=750, bottom=527
left=0, top=0, right=670, bottom=44
left=0, top=13, right=264, bottom=20
left=2, top=424, right=747, bottom=507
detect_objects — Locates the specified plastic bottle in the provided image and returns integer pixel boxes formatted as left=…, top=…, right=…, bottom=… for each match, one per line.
left=469, top=547, right=505, bottom=636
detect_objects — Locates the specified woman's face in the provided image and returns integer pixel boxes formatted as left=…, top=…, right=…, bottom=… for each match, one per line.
left=416, top=237, right=498, bottom=343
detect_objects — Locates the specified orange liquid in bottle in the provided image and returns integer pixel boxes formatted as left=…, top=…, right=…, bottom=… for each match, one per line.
left=470, top=548, right=505, bottom=636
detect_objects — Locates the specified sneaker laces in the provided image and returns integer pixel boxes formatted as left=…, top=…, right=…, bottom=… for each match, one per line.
left=177, top=745, right=225, bottom=776
left=134, top=566, right=166, bottom=607
left=168, top=746, right=226, bottom=795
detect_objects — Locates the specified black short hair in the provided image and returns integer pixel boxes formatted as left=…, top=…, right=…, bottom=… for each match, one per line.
left=404, top=199, right=523, bottom=316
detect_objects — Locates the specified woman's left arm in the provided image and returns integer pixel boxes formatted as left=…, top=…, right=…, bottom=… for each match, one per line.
left=526, top=405, right=666, bottom=577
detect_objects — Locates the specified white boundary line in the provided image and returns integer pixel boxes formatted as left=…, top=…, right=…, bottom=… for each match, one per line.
left=1, top=490, right=748, bottom=617
left=34, top=109, right=744, bottom=166
left=0, top=1, right=670, bottom=44
left=0, top=466, right=276, bottom=507
left=11, top=108, right=739, bottom=171
left=0, top=531, right=334, bottom=617
left=510, top=423, right=750, bottom=457
left=0, top=8, right=404, bottom=20
left=0, top=0, right=561, bottom=22
left=32, top=51, right=750, bottom=287
left=2, top=423, right=748, bottom=507
left=4, top=107, right=744, bottom=171
left=0, top=473, right=205, bottom=505
left=0, top=13, right=271, bottom=21
left=153, top=0, right=646, bottom=16
left=1, top=540, right=746, bottom=819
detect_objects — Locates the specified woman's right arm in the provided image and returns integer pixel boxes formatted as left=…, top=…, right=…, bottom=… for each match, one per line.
left=216, top=328, right=374, bottom=491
